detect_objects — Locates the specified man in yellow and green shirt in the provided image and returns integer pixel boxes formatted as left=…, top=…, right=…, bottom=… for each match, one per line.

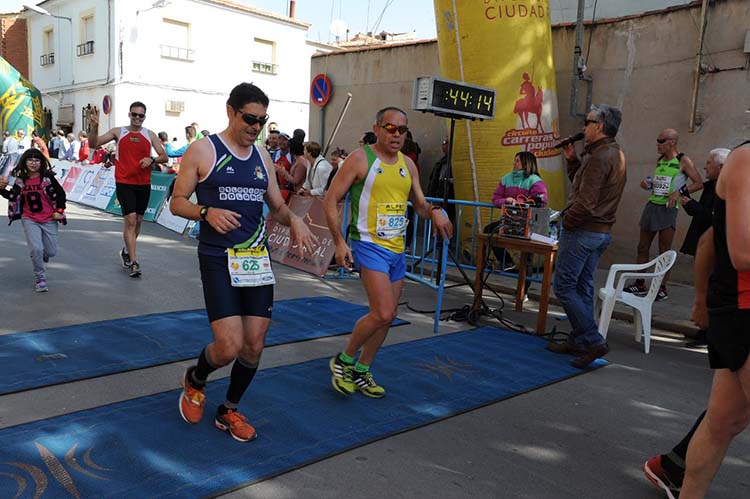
left=324, top=106, right=452, bottom=398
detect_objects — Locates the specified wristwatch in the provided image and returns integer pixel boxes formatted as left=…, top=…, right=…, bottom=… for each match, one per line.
left=199, top=206, right=209, bottom=221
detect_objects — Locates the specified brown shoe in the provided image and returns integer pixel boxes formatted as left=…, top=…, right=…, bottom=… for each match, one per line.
left=571, top=343, right=610, bottom=369
left=546, top=341, right=585, bottom=356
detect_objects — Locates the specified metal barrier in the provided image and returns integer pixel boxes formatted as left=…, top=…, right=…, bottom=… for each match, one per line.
left=410, top=197, right=551, bottom=283
left=325, top=196, right=552, bottom=333
left=403, top=209, right=450, bottom=333
left=403, top=198, right=555, bottom=332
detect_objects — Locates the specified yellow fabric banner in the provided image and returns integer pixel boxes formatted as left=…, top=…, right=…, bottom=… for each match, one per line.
left=433, top=0, right=566, bottom=229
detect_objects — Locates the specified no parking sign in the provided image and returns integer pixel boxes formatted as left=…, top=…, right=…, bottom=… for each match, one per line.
left=310, top=74, right=332, bottom=107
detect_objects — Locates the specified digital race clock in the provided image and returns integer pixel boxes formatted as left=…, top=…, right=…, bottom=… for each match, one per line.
left=412, top=76, right=496, bottom=120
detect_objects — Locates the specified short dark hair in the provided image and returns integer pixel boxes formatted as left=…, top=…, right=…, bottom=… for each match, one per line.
left=289, top=138, right=304, bottom=156
left=514, top=151, right=539, bottom=178
left=227, top=82, right=269, bottom=110
left=158, top=131, right=168, bottom=142
left=304, top=141, right=321, bottom=158
left=185, top=126, right=197, bottom=139
left=361, top=132, right=377, bottom=145
left=130, top=101, right=147, bottom=112
left=375, top=106, right=407, bottom=125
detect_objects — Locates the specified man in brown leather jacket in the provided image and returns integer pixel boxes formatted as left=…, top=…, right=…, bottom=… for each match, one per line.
left=546, top=104, right=627, bottom=368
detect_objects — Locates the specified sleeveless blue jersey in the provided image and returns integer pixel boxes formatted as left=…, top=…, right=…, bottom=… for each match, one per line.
left=196, top=134, right=269, bottom=256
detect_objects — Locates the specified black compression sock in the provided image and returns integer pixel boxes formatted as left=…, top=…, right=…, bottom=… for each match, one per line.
left=191, top=348, right=218, bottom=388
left=225, top=357, right=260, bottom=406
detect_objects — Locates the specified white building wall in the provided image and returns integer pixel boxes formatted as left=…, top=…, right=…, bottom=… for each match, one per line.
left=26, top=0, right=330, bottom=141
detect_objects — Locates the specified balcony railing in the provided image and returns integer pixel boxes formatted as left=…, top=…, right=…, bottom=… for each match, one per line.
left=40, top=53, right=55, bottom=66
left=160, top=45, right=194, bottom=61
left=252, top=61, right=277, bottom=75
left=76, top=40, right=94, bottom=56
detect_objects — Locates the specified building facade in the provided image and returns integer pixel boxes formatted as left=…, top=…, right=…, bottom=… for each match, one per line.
left=24, top=0, right=332, bottom=139
left=0, top=13, right=28, bottom=79
left=310, top=0, right=750, bottom=283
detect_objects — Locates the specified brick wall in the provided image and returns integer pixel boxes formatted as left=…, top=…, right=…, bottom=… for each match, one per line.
left=0, top=15, right=29, bottom=79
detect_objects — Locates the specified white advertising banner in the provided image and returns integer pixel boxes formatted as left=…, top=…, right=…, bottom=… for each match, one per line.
left=156, top=196, right=190, bottom=234
left=78, top=166, right=117, bottom=209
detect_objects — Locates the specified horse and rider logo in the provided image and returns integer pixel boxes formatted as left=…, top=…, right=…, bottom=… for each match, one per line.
left=501, top=70, right=560, bottom=158
left=514, top=72, right=545, bottom=133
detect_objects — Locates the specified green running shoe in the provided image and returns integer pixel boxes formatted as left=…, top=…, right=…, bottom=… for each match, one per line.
left=329, top=355, right=355, bottom=395
left=352, top=370, right=385, bottom=398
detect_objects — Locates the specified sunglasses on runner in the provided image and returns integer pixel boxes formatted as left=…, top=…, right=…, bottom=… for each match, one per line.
left=129, top=112, right=146, bottom=119
left=380, top=123, right=409, bottom=134
left=656, top=138, right=671, bottom=144
left=240, top=113, right=269, bottom=127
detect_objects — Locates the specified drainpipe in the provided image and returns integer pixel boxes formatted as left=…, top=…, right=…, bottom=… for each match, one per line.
left=289, top=0, right=296, bottom=18
left=568, top=0, right=593, bottom=117
left=688, top=0, right=709, bottom=132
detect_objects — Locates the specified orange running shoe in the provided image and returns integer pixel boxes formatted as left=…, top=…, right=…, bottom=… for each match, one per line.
left=179, top=369, right=206, bottom=424
left=215, top=408, right=257, bottom=442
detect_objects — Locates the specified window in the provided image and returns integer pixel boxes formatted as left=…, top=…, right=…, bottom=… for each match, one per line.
left=252, top=38, right=277, bottom=74
left=77, top=13, right=95, bottom=56
left=161, top=19, right=193, bottom=61
left=41, top=28, right=55, bottom=66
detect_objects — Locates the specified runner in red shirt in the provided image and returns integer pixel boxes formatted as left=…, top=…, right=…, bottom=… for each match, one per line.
left=89, top=102, right=168, bottom=277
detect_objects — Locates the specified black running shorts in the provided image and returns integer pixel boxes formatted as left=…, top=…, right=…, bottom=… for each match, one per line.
left=707, top=310, right=750, bottom=371
left=116, top=183, right=151, bottom=216
left=198, top=252, right=274, bottom=322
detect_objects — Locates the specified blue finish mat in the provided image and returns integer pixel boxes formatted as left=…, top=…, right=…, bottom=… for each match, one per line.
left=0, top=326, right=606, bottom=498
left=0, top=296, right=406, bottom=395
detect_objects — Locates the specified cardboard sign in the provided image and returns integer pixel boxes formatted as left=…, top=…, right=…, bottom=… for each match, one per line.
left=156, top=196, right=190, bottom=234
left=266, top=195, right=339, bottom=277
left=143, top=172, right=174, bottom=221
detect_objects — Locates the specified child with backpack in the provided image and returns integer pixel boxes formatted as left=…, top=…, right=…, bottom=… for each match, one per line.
left=0, top=148, right=66, bottom=291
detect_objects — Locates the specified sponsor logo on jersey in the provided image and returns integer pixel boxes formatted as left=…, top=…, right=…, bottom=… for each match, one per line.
left=255, top=166, right=265, bottom=180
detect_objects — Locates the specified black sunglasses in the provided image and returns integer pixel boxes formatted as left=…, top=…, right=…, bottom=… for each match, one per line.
left=130, top=112, right=146, bottom=119
left=583, top=119, right=599, bottom=127
left=240, top=113, right=269, bottom=127
left=656, top=138, right=670, bottom=144
left=380, top=123, right=409, bottom=134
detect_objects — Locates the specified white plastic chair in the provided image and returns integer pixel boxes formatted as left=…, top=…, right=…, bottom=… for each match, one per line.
left=594, top=250, right=677, bottom=353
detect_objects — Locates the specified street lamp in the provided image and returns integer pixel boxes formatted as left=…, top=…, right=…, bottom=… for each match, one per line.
left=23, top=4, right=73, bottom=84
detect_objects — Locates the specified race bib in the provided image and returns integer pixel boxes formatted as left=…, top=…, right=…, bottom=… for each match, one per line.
left=227, top=246, right=275, bottom=287
left=375, top=202, right=407, bottom=240
left=652, top=175, right=672, bottom=197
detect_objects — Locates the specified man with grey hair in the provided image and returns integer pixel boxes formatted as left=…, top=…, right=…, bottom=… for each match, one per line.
left=546, top=104, right=627, bottom=368
left=676, top=147, right=730, bottom=348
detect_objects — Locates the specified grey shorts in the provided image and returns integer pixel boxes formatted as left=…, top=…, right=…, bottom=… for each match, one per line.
left=639, top=202, right=678, bottom=232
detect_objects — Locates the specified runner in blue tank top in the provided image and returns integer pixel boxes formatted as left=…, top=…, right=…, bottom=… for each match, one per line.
left=170, top=83, right=316, bottom=442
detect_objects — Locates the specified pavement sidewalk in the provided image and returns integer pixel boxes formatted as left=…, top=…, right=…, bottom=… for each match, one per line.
left=443, top=260, right=699, bottom=338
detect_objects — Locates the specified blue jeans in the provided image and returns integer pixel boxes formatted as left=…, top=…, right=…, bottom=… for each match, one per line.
left=553, top=229, right=611, bottom=347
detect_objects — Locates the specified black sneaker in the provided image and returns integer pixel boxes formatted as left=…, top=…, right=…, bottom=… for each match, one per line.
left=43, top=252, right=49, bottom=263
left=120, top=248, right=131, bottom=268
left=655, top=287, right=668, bottom=302
left=129, top=261, right=142, bottom=278
left=624, top=284, right=648, bottom=295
